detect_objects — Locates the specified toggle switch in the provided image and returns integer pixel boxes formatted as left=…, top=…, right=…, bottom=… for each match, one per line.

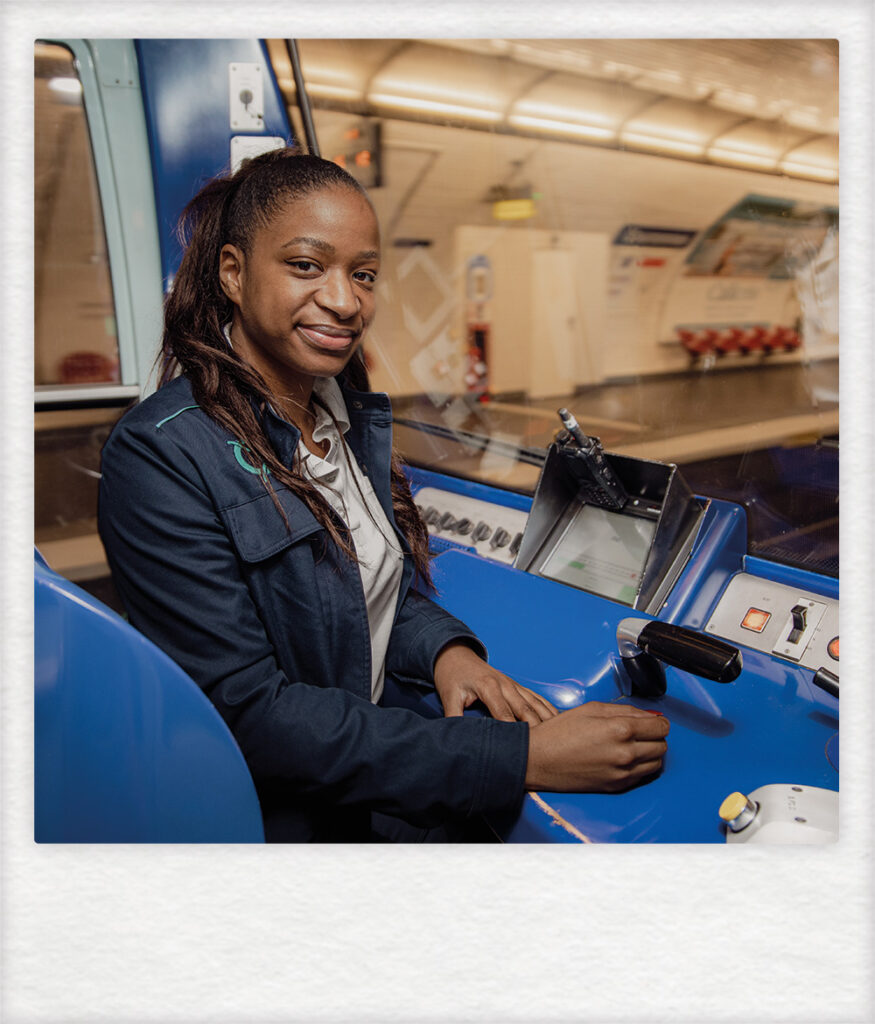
left=772, top=597, right=827, bottom=662
left=787, top=604, right=807, bottom=644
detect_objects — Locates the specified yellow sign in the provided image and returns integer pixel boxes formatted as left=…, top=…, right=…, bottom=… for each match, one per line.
left=492, top=198, right=536, bottom=221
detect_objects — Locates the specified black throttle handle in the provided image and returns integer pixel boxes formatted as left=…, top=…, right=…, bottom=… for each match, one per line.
left=636, top=621, right=742, bottom=683
left=812, top=666, right=839, bottom=698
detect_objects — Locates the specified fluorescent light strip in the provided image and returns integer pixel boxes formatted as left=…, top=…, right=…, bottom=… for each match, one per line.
left=305, top=83, right=364, bottom=102
left=621, top=132, right=705, bottom=156
left=368, top=92, right=501, bottom=122
left=707, top=148, right=778, bottom=170
left=628, top=124, right=710, bottom=144
left=779, top=160, right=838, bottom=181
left=375, top=77, right=503, bottom=110
left=508, top=114, right=615, bottom=140
left=514, top=101, right=616, bottom=129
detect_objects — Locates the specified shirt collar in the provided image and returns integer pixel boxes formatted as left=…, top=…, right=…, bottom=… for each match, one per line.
left=311, top=377, right=351, bottom=442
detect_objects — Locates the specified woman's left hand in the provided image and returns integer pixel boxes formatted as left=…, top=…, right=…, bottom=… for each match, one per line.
left=432, top=642, right=557, bottom=725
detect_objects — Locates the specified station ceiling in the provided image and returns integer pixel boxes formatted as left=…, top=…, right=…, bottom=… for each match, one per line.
left=268, top=38, right=838, bottom=183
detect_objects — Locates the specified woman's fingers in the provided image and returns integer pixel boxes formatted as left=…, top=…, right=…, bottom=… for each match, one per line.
left=579, top=701, right=666, bottom=719
left=518, top=685, right=559, bottom=719
left=439, top=687, right=467, bottom=718
left=492, top=678, right=556, bottom=725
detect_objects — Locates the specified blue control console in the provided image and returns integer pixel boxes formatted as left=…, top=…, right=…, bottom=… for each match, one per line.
left=402, top=464, right=839, bottom=844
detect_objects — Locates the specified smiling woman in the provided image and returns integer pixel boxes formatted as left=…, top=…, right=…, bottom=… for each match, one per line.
left=218, top=186, right=381, bottom=442
left=97, top=147, right=670, bottom=843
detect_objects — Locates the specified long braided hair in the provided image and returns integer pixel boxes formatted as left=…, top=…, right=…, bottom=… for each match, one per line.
left=160, top=148, right=432, bottom=587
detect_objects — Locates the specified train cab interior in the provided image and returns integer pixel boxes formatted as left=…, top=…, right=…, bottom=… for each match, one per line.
left=34, top=37, right=840, bottom=845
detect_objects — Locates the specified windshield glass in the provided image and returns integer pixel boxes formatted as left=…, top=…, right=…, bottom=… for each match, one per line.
left=272, top=38, right=839, bottom=577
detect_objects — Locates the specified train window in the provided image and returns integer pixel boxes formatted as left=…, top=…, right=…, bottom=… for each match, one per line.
left=35, top=42, right=129, bottom=605
left=272, top=38, right=839, bottom=577
left=35, top=42, right=120, bottom=388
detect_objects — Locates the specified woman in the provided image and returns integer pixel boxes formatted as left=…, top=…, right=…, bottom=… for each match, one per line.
left=98, top=149, right=669, bottom=842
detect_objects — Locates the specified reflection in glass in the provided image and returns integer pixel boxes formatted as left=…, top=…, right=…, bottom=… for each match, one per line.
left=285, top=38, right=838, bottom=576
left=35, top=42, right=119, bottom=387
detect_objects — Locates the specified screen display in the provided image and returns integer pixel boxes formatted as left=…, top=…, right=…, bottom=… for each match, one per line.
left=539, top=504, right=656, bottom=604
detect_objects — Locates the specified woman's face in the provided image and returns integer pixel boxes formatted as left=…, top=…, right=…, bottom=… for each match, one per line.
left=220, top=185, right=380, bottom=400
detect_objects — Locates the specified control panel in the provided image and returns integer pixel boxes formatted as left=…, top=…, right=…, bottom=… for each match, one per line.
left=414, top=486, right=528, bottom=566
left=705, top=572, right=839, bottom=675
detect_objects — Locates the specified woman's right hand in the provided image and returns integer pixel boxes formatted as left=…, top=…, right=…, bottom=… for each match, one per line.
left=525, top=702, right=670, bottom=793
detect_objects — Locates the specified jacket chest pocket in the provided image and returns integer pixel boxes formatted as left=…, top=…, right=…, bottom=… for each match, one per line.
left=221, top=489, right=322, bottom=562
left=220, top=491, right=329, bottom=653
left=219, top=490, right=368, bottom=692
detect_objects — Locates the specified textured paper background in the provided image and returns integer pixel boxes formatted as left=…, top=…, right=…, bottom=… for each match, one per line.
left=4, top=2, right=873, bottom=1021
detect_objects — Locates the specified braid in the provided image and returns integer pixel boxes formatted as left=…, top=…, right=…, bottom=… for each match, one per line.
left=160, top=148, right=433, bottom=588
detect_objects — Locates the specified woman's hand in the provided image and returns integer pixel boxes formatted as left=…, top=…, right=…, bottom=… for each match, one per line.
left=432, top=642, right=557, bottom=725
left=525, top=702, right=670, bottom=793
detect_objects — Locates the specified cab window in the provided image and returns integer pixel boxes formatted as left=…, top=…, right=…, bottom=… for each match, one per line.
left=35, top=42, right=119, bottom=387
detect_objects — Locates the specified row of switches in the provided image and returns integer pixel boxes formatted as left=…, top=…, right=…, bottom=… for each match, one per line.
left=418, top=505, right=523, bottom=557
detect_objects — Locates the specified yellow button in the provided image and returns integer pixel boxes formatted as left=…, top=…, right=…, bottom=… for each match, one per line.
left=719, top=792, right=749, bottom=822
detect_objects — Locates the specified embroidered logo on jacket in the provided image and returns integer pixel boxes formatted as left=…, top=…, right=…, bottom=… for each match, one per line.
left=227, top=440, right=271, bottom=480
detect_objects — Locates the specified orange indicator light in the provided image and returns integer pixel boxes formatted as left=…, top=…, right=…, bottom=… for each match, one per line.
left=741, top=607, right=771, bottom=633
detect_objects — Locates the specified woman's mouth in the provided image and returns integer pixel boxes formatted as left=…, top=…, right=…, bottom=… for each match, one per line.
left=297, top=325, right=358, bottom=352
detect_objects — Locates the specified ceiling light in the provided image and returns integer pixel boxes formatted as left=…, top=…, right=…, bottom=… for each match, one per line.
left=779, top=160, right=838, bottom=181
left=305, top=83, right=363, bottom=102
left=707, top=147, right=778, bottom=170
left=627, top=121, right=712, bottom=144
left=368, top=92, right=502, bottom=122
left=373, top=70, right=504, bottom=110
left=621, top=132, right=705, bottom=156
left=513, top=100, right=616, bottom=129
left=508, top=114, right=615, bottom=140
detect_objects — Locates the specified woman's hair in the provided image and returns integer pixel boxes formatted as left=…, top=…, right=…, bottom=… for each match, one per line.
left=160, top=148, right=432, bottom=586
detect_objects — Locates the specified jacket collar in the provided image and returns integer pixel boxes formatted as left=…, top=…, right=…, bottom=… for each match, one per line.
left=258, top=373, right=392, bottom=467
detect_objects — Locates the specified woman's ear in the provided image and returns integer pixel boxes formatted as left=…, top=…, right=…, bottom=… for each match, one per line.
left=219, top=244, right=244, bottom=303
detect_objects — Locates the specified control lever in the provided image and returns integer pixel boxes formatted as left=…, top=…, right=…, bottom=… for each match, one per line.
left=812, top=666, right=839, bottom=699
left=617, top=618, right=743, bottom=699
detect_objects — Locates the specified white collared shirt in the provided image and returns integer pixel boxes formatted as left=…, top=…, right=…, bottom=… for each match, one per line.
left=221, top=325, right=402, bottom=702
left=298, top=378, right=404, bottom=703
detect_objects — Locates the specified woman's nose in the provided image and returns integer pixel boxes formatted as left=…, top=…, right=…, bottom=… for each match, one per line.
left=316, top=271, right=359, bottom=319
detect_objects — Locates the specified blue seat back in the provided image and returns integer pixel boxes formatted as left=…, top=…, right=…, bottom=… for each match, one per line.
left=34, top=552, right=264, bottom=842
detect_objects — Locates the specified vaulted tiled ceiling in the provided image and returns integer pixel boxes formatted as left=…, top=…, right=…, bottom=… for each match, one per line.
left=269, top=38, right=838, bottom=182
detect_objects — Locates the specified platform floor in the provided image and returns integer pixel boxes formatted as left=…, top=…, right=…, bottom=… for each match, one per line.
left=394, top=358, right=839, bottom=576
left=394, top=359, right=838, bottom=478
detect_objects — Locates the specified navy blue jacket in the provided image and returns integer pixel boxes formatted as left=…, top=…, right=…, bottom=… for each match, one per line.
left=98, top=375, right=529, bottom=841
